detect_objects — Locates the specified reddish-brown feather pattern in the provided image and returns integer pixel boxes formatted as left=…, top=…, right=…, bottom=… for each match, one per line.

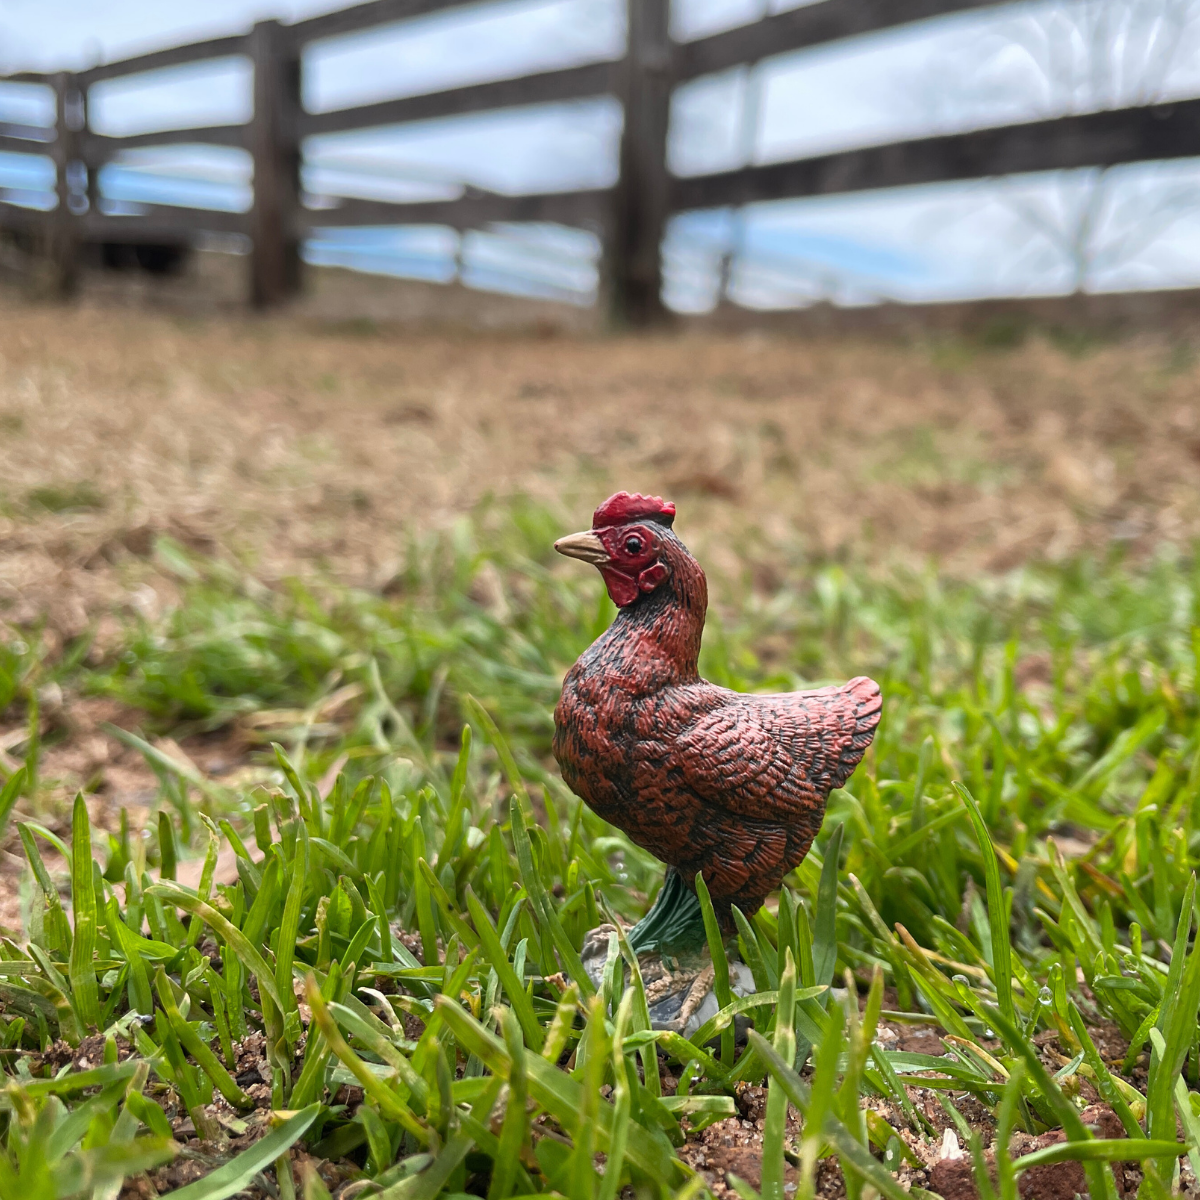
left=553, top=520, right=881, bottom=924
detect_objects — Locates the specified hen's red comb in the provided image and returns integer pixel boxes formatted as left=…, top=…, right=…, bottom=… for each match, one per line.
left=592, top=492, right=676, bottom=530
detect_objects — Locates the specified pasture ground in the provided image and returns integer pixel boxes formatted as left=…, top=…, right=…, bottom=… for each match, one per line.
left=1, top=286, right=1199, bottom=1200
left=3, top=289, right=1200, bottom=629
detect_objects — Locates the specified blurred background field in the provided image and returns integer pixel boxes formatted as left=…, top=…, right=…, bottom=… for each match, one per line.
left=6, top=293, right=1200, bottom=624
left=7, top=289, right=1200, bottom=830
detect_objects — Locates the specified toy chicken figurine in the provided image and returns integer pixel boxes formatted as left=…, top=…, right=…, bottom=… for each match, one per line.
left=553, top=491, right=881, bottom=956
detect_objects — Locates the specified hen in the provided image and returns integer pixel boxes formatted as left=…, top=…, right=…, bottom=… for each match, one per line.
left=553, top=491, right=881, bottom=950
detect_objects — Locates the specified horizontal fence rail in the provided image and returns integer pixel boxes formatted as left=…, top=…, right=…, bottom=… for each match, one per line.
left=286, top=0, right=477, bottom=47
left=0, top=121, right=54, bottom=144
left=299, top=60, right=620, bottom=138
left=303, top=186, right=612, bottom=230
left=677, top=0, right=1012, bottom=79
left=82, top=124, right=249, bottom=161
left=76, top=35, right=250, bottom=87
left=0, top=0, right=1197, bottom=320
left=85, top=205, right=250, bottom=239
left=0, top=133, right=53, bottom=156
left=673, top=100, right=1200, bottom=210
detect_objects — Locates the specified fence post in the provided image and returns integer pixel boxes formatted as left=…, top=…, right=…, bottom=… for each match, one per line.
left=83, top=84, right=102, bottom=220
left=248, top=20, right=303, bottom=308
left=49, top=71, right=84, bottom=297
left=608, top=0, right=673, bottom=326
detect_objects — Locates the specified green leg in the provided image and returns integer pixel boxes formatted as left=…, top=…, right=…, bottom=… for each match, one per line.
left=627, top=870, right=709, bottom=957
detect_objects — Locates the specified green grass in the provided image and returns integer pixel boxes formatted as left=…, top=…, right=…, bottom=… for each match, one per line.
left=24, top=482, right=106, bottom=514
left=2, top=497, right=1200, bottom=1199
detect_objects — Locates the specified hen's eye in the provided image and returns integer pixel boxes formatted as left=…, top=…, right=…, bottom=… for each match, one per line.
left=624, top=536, right=643, bottom=555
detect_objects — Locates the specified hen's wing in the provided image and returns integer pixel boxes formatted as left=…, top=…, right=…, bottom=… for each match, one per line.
left=673, top=676, right=881, bottom=822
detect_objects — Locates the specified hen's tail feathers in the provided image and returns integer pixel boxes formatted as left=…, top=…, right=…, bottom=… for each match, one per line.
left=831, top=675, right=883, bottom=790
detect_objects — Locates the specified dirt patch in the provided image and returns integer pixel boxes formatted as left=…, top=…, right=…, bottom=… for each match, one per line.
left=928, top=1104, right=1138, bottom=1200
left=679, top=1112, right=805, bottom=1198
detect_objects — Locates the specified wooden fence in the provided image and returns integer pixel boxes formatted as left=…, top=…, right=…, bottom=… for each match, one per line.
left=2, top=0, right=1200, bottom=322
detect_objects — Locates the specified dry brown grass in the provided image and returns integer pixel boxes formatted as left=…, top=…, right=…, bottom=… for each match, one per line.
left=2, top=284, right=1200, bottom=640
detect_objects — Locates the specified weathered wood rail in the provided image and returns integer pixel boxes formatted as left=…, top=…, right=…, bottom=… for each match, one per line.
left=1, top=0, right=1198, bottom=321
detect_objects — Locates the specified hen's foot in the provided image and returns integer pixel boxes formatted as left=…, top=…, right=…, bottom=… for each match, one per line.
left=579, top=922, right=755, bottom=1037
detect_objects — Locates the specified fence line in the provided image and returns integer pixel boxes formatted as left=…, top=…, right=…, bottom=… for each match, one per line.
left=673, top=100, right=1200, bottom=210
left=84, top=205, right=250, bottom=239
left=77, top=35, right=250, bottom=87
left=83, top=125, right=249, bottom=158
left=298, top=61, right=619, bottom=138
left=676, top=0, right=1016, bottom=79
left=286, top=0, right=471, bottom=46
left=305, top=187, right=612, bottom=230
left=0, top=0, right=1196, bottom=321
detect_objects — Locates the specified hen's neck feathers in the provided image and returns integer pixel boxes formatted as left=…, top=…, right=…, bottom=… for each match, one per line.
left=603, top=534, right=708, bottom=691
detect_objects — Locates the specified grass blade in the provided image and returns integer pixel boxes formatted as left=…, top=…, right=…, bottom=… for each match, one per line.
left=599, top=990, right=634, bottom=1200
left=749, top=1029, right=910, bottom=1200
left=1066, top=1002, right=1144, bottom=1138
left=1171, top=1065, right=1200, bottom=1185
left=105, top=897, right=153, bottom=1017
left=813, top=822, right=844, bottom=988
left=463, top=695, right=531, bottom=813
left=508, top=798, right=594, bottom=997
left=487, top=1007, right=529, bottom=1200
left=982, top=1003, right=1119, bottom=1200
left=1143, top=877, right=1200, bottom=1189
left=695, top=871, right=734, bottom=1067
left=955, top=782, right=1017, bottom=1040
left=154, top=967, right=254, bottom=1109
left=762, top=950, right=797, bottom=1200
left=275, top=821, right=308, bottom=1035
left=465, top=887, right=544, bottom=1051
left=1012, top=1140, right=1188, bottom=1169
left=0, top=767, right=25, bottom=844
left=68, top=793, right=100, bottom=1029
left=306, top=976, right=429, bottom=1140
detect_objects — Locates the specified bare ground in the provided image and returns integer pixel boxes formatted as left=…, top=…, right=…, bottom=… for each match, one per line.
left=2, top=285, right=1200, bottom=642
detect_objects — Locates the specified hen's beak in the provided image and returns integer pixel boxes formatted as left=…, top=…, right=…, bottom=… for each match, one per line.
left=554, top=530, right=610, bottom=565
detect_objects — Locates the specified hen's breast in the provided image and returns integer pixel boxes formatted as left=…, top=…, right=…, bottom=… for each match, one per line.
left=553, top=661, right=720, bottom=838
left=552, top=662, right=634, bottom=822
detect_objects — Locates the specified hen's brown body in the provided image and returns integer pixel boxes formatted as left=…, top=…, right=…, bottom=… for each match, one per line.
left=552, top=494, right=881, bottom=924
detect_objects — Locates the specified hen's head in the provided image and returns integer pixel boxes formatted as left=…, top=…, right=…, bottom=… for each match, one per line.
left=554, top=492, right=680, bottom=608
